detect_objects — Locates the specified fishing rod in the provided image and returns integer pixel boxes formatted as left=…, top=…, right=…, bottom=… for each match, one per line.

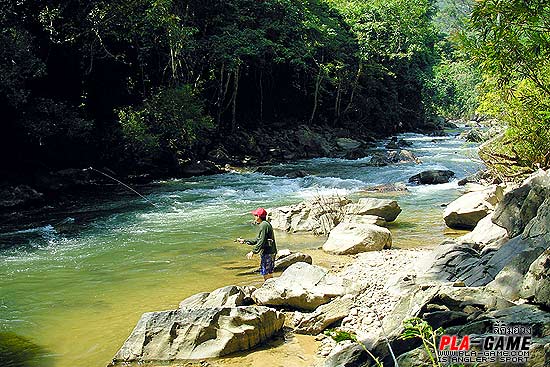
left=85, top=167, right=159, bottom=208
left=372, top=308, right=400, bottom=367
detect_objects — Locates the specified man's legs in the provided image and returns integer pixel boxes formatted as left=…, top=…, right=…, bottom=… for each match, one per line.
left=260, top=253, right=275, bottom=281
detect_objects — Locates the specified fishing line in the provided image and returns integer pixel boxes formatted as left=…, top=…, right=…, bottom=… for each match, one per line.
left=85, top=167, right=159, bottom=208
left=373, top=308, right=400, bottom=367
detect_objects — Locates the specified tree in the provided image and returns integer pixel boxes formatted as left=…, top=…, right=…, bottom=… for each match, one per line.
left=466, top=0, right=550, bottom=172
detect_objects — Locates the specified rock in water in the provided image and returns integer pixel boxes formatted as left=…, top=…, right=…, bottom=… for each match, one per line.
left=344, top=198, right=401, bottom=222
left=112, top=306, right=284, bottom=362
left=408, top=170, right=455, bottom=185
left=178, top=285, right=255, bottom=309
left=322, top=223, right=392, bottom=255
left=443, top=185, right=504, bottom=230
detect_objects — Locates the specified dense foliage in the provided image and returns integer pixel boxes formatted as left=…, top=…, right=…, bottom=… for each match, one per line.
left=1, top=0, right=547, bottom=179
left=466, top=0, right=550, bottom=172
left=0, top=0, right=440, bottom=177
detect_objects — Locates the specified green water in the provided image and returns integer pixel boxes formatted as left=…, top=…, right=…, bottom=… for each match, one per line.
left=0, top=132, right=480, bottom=367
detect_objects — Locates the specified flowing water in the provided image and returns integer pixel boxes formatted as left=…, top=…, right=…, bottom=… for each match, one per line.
left=0, top=130, right=482, bottom=367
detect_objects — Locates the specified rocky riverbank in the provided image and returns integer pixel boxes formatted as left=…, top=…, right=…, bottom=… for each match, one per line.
left=0, top=119, right=453, bottom=213
left=110, top=168, right=550, bottom=367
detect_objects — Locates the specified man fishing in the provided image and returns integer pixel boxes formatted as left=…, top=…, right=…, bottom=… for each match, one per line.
left=236, top=207, right=277, bottom=281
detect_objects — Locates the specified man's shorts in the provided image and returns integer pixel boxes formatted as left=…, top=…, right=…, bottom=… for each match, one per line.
left=260, top=253, right=276, bottom=275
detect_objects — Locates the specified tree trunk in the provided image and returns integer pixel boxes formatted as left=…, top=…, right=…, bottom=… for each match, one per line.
left=309, top=66, right=323, bottom=124
left=334, top=77, right=342, bottom=124
left=343, top=63, right=363, bottom=116
left=259, top=69, right=264, bottom=123
left=231, top=65, right=240, bottom=133
left=216, top=62, right=225, bottom=128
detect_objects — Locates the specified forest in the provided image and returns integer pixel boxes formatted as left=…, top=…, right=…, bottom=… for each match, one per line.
left=1, top=0, right=548, bottom=180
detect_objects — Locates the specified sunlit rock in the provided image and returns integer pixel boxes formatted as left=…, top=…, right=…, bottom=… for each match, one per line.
left=322, top=223, right=392, bottom=255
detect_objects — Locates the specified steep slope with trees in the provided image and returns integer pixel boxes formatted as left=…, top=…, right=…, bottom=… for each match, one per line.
left=0, top=0, right=440, bottom=179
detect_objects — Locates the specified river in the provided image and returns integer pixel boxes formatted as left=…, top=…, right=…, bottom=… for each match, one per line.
left=0, top=129, right=481, bottom=367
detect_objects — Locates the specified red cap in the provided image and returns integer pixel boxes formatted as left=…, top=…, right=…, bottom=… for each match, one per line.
left=251, top=207, right=268, bottom=218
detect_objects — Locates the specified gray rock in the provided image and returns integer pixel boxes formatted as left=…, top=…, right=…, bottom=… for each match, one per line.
left=458, top=169, right=500, bottom=186
left=457, top=214, right=509, bottom=251
left=362, top=182, right=408, bottom=193
left=492, top=169, right=550, bottom=238
left=428, top=286, right=514, bottom=315
left=322, top=223, right=392, bottom=255
left=396, top=346, right=431, bottom=367
left=112, top=306, right=284, bottom=362
left=527, top=337, right=550, bottom=367
left=293, top=295, right=354, bottom=334
left=268, top=196, right=351, bottom=235
left=178, top=285, right=255, bottom=309
left=368, top=152, right=391, bottom=166
left=520, top=249, right=550, bottom=307
left=179, top=160, right=222, bottom=177
left=252, top=262, right=349, bottom=311
left=424, top=241, right=492, bottom=286
left=323, top=340, right=372, bottom=367
left=408, top=170, right=455, bottom=185
left=486, top=196, right=550, bottom=300
left=490, top=304, right=550, bottom=337
left=0, top=185, right=44, bottom=208
left=386, top=150, right=421, bottom=164
left=274, top=252, right=312, bottom=272
left=344, top=198, right=402, bottom=222
left=341, top=214, right=387, bottom=227
left=368, top=150, right=421, bottom=166
left=443, top=185, right=504, bottom=230
left=336, top=137, right=362, bottom=150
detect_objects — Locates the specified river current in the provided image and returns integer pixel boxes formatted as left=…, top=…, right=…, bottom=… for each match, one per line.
left=0, top=129, right=482, bottom=367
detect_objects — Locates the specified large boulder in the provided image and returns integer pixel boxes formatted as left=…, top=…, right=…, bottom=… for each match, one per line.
left=178, top=285, right=255, bottom=310
left=408, top=170, right=455, bottom=185
left=179, top=160, right=222, bottom=177
left=293, top=125, right=334, bottom=157
left=520, top=250, right=550, bottom=308
left=268, top=196, right=351, bottom=235
left=492, top=169, right=550, bottom=238
left=344, top=198, right=402, bottom=222
left=336, top=137, right=361, bottom=150
left=322, top=223, right=392, bottom=255
left=387, top=150, right=421, bottom=164
left=293, top=295, right=354, bottom=335
left=274, top=251, right=312, bottom=272
left=423, top=241, right=495, bottom=286
left=456, top=213, right=509, bottom=251
left=341, top=214, right=387, bottom=227
left=486, top=196, right=550, bottom=300
left=112, top=306, right=284, bottom=362
left=444, top=185, right=504, bottom=230
left=252, top=262, right=350, bottom=311
left=367, top=150, right=421, bottom=166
